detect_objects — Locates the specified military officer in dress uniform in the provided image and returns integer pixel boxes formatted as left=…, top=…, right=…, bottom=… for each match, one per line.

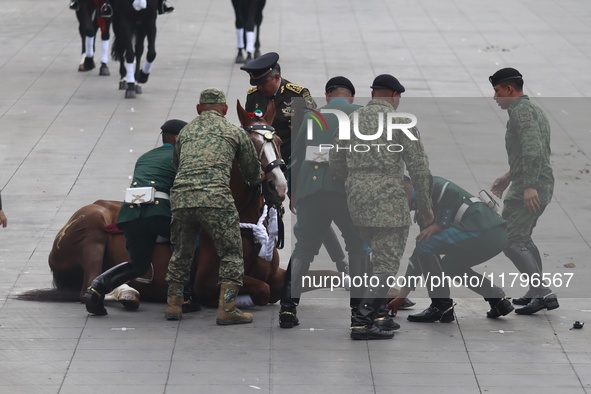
left=489, top=67, right=558, bottom=315
left=240, top=52, right=351, bottom=276
left=83, top=119, right=187, bottom=316
left=388, top=176, right=514, bottom=322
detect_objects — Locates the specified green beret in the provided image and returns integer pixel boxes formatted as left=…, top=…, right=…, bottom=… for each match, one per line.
left=199, top=88, right=227, bottom=104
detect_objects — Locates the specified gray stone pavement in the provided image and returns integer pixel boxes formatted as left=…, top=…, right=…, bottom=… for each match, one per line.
left=1, top=0, right=590, bottom=393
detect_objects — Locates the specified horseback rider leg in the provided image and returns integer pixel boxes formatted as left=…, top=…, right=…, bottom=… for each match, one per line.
left=83, top=262, right=137, bottom=315
left=279, top=257, right=312, bottom=328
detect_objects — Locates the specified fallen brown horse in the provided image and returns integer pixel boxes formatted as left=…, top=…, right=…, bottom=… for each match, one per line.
left=26, top=101, right=342, bottom=310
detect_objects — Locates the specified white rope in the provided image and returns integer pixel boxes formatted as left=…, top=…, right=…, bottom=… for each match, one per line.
left=239, top=204, right=278, bottom=262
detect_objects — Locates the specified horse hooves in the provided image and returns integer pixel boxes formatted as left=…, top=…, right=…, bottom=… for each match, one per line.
left=119, top=80, right=127, bottom=90
left=82, top=57, right=95, bottom=71
left=254, top=48, right=261, bottom=59
left=118, top=290, right=140, bottom=311
left=135, top=85, right=142, bottom=94
left=99, top=63, right=110, bottom=76
left=125, top=84, right=137, bottom=99
left=137, top=70, right=149, bottom=84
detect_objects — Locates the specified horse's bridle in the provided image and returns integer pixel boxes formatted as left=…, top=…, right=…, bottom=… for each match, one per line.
left=244, top=124, right=286, bottom=174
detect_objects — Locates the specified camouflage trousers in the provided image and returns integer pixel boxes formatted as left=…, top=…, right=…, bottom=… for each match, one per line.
left=358, top=226, right=409, bottom=275
left=502, top=199, right=547, bottom=245
left=165, top=207, right=244, bottom=286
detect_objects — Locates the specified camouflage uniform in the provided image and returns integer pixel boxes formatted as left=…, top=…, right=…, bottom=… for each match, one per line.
left=503, top=95, right=554, bottom=244
left=329, top=99, right=432, bottom=275
left=165, top=109, right=262, bottom=286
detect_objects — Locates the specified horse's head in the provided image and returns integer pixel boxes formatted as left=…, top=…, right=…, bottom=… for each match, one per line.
left=237, top=100, right=287, bottom=206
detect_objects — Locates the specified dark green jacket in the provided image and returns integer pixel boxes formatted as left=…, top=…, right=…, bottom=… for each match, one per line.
left=117, top=144, right=176, bottom=225
left=430, top=176, right=505, bottom=232
left=291, top=98, right=361, bottom=201
left=245, top=78, right=316, bottom=160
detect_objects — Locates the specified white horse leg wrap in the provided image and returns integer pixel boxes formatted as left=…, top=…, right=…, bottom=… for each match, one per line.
left=85, top=36, right=94, bottom=57
left=245, top=31, right=255, bottom=54
left=142, top=61, right=153, bottom=74
left=236, top=28, right=244, bottom=49
left=100, top=40, right=109, bottom=64
left=236, top=295, right=255, bottom=309
left=126, top=62, right=136, bottom=83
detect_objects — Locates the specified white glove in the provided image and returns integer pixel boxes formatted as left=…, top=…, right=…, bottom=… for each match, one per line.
left=133, top=0, right=147, bottom=11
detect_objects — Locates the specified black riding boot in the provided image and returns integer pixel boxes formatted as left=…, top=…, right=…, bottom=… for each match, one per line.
left=348, top=254, right=371, bottom=311
left=485, top=292, right=514, bottom=319
left=350, top=273, right=395, bottom=340
left=511, top=240, right=544, bottom=305
left=504, top=243, right=558, bottom=313
left=407, top=298, right=455, bottom=323
left=279, top=257, right=311, bottom=328
left=323, top=227, right=348, bottom=275
left=82, top=262, right=137, bottom=315
left=373, top=299, right=400, bottom=331
left=99, top=0, right=113, bottom=18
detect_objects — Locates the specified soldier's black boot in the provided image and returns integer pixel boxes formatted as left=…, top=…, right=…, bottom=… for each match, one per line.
left=350, top=273, right=395, bottom=340
left=407, top=298, right=455, bottom=323
left=486, top=297, right=514, bottom=319
left=279, top=257, right=311, bottom=328
left=69, top=0, right=79, bottom=11
left=323, top=227, right=348, bottom=275
left=99, top=0, right=113, bottom=18
left=82, top=262, right=137, bottom=315
left=515, top=292, right=559, bottom=315
left=512, top=240, right=544, bottom=305
left=504, top=243, right=556, bottom=311
left=349, top=254, right=370, bottom=317
left=373, top=299, right=400, bottom=331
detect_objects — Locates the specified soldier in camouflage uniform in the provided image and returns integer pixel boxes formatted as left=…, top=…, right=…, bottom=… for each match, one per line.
left=241, top=52, right=351, bottom=277
left=83, top=119, right=187, bottom=316
left=164, top=88, right=263, bottom=325
left=489, top=68, right=559, bottom=315
left=330, top=74, right=434, bottom=340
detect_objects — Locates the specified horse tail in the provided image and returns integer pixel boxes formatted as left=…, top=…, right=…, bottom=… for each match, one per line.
left=14, top=288, right=80, bottom=303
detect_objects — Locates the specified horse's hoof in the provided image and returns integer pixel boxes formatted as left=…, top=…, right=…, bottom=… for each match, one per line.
left=135, top=85, right=142, bottom=94
left=118, top=290, right=140, bottom=311
left=99, top=63, right=110, bottom=76
left=235, top=49, right=245, bottom=64
left=82, top=57, right=95, bottom=71
left=245, top=52, right=253, bottom=64
left=137, top=70, right=149, bottom=84
left=125, top=89, right=137, bottom=99
left=254, top=48, right=261, bottom=59
left=119, top=80, right=127, bottom=90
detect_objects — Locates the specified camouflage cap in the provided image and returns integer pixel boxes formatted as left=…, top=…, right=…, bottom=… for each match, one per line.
left=199, top=88, right=227, bottom=104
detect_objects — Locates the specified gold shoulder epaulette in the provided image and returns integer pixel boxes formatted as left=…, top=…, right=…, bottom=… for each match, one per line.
left=247, top=86, right=258, bottom=95
left=285, top=83, right=304, bottom=94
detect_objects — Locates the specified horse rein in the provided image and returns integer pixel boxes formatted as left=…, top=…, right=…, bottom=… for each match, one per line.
left=244, top=124, right=286, bottom=174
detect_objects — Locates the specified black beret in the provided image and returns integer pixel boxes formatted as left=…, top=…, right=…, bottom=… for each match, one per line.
left=325, top=76, right=355, bottom=95
left=370, top=74, right=405, bottom=93
left=160, top=119, right=187, bottom=135
left=489, top=67, right=522, bottom=86
left=240, top=52, right=280, bottom=85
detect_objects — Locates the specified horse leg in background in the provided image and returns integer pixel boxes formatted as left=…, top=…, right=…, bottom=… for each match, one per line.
left=136, top=19, right=157, bottom=91
left=70, top=0, right=80, bottom=11
left=158, top=0, right=174, bottom=14
left=77, top=6, right=96, bottom=72
left=122, top=24, right=137, bottom=99
left=242, top=0, right=259, bottom=63
left=231, top=0, right=246, bottom=63
left=97, top=8, right=111, bottom=76
left=133, top=27, right=146, bottom=94
left=254, top=0, right=265, bottom=58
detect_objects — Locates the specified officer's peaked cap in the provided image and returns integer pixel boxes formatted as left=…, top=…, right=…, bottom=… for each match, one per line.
left=240, top=52, right=280, bottom=85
